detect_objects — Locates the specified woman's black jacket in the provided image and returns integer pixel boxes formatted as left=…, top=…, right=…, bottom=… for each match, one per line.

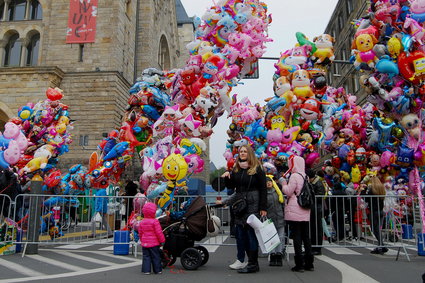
left=223, top=166, right=267, bottom=225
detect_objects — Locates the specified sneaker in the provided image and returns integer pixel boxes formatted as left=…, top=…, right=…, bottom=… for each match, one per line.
left=144, top=272, right=151, bottom=275
left=380, top=247, right=389, bottom=254
left=370, top=248, right=381, bottom=254
left=229, top=260, right=247, bottom=270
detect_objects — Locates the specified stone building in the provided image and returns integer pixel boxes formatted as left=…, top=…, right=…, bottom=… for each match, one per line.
left=0, top=0, right=211, bottom=182
left=324, top=0, right=368, bottom=103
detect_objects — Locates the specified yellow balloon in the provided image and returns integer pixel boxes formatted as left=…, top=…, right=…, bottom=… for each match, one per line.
left=351, top=165, right=362, bottom=183
left=56, top=123, right=67, bottom=134
left=20, top=110, right=30, bottom=120
left=162, top=153, right=188, bottom=181
left=387, top=37, right=402, bottom=59
left=58, top=116, right=69, bottom=125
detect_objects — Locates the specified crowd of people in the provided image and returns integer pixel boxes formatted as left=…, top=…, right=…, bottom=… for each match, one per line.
left=216, top=144, right=402, bottom=274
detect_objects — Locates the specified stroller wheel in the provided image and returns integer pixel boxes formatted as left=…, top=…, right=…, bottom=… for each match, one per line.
left=161, top=249, right=176, bottom=268
left=195, top=246, right=209, bottom=266
left=180, top=247, right=202, bottom=270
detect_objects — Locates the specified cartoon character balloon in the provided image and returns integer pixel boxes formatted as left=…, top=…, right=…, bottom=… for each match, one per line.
left=162, top=153, right=188, bottom=182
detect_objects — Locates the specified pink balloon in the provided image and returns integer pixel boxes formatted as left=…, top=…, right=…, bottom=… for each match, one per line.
left=305, top=152, right=320, bottom=167
left=3, top=122, right=20, bottom=139
left=380, top=151, right=394, bottom=168
left=15, top=132, right=28, bottom=152
left=4, top=140, right=20, bottom=165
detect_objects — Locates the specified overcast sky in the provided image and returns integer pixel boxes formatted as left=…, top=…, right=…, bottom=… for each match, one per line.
left=180, top=0, right=339, bottom=168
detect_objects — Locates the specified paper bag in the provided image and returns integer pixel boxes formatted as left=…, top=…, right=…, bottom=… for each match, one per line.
left=247, top=214, right=280, bottom=253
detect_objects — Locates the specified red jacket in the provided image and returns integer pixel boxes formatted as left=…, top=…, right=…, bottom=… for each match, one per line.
left=138, top=202, right=165, bottom=248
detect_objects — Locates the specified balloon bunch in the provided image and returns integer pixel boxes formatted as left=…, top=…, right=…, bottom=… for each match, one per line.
left=1, top=88, right=73, bottom=182
left=42, top=164, right=90, bottom=195
left=323, top=0, right=425, bottom=230
left=76, top=0, right=272, bottom=217
left=224, top=31, right=336, bottom=175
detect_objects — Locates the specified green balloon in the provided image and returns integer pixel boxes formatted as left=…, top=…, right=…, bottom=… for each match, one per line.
left=295, top=32, right=317, bottom=54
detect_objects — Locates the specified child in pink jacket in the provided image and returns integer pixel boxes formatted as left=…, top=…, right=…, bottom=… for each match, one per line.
left=138, top=202, right=165, bottom=274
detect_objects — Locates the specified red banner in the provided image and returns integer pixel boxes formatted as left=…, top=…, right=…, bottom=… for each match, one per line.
left=66, top=0, right=98, bottom=44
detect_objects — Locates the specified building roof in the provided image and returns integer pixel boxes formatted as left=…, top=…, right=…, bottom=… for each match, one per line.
left=175, top=0, right=193, bottom=25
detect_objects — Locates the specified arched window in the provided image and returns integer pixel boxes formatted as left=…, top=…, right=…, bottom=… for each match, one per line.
left=30, top=0, right=42, bottom=20
left=158, top=35, right=170, bottom=70
left=0, top=2, right=5, bottom=21
left=26, top=33, right=40, bottom=66
left=4, top=34, right=22, bottom=67
left=8, top=0, right=27, bottom=21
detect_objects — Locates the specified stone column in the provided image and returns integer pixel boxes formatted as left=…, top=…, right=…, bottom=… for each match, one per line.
left=25, top=0, right=31, bottom=20
left=19, top=38, right=30, bottom=67
left=0, top=39, right=7, bottom=66
left=2, top=0, right=11, bottom=21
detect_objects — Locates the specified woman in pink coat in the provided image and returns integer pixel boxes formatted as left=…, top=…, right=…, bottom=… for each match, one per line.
left=280, top=155, right=313, bottom=272
left=138, top=202, right=165, bottom=275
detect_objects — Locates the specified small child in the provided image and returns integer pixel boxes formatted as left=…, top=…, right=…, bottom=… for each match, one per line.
left=138, top=202, right=165, bottom=275
left=265, top=175, right=286, bottom=266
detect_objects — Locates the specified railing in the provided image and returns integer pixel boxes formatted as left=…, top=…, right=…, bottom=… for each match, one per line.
left=310, top=194, right=423, bottom=261
left=1, top=193, right=423, bottom=260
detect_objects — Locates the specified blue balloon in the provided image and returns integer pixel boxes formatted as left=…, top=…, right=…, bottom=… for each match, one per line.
left=376, top=55, right=399, bottom=77
left=0, top=135, right=11, bottom=148
left=338, top=144, right=350, bottom=160
left=401, top=33, right=413, bottom=52
left=0, top=151, right=9, bottom=169
left=411, top=12, right=425, bottom=23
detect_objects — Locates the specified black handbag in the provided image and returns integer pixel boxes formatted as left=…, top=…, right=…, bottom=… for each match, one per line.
left=231, top=175, right=252, bottom=216
left=231, top=197, right=247, bottom=216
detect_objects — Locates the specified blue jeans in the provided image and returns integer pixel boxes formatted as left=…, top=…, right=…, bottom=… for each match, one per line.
left=142, top=246, right=162, bottom=273
left=235, top=224, right=258, bottom=262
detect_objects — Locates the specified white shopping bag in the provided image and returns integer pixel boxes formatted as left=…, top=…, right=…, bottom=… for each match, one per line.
left=247, top=214, right=280, bottom=253
left=94, top=212, right=102, bottom=222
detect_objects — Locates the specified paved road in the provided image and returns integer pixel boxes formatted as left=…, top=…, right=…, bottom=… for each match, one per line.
left=1, top=235, right=424, bottom=283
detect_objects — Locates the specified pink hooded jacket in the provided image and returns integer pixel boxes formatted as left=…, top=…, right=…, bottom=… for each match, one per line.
left=281, top=155, right=311, bottom=222
left=138, top=202, right=165, bottom=248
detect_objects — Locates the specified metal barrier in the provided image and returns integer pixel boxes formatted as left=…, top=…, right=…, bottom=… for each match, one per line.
left=310, top=194, right=423, bottom=261
left=3, top=193, right=424, bottom=260
left=0, top=194, right=15, bottom=255
left=0, top=194, right=12, bottom=220
left=7, top=194, right=232, bottom=249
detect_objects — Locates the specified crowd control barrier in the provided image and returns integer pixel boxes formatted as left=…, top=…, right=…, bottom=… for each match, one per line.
left=3, top=193, right=424, bottom=261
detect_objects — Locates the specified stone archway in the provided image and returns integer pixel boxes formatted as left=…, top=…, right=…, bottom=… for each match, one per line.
left=0, top=102, right=14, bottom=131
left=158, top=34, right=170, bottom=70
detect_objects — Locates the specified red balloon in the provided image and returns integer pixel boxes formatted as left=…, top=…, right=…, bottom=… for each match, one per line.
left=398, top=51, right=425, bottom=84
left=46, top=88, right=63, bottom=101
left=44, top=170, right=62, bottom=187
left=332, top=156, right=341, bottom=169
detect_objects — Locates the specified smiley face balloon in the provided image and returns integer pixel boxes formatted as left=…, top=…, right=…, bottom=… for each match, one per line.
left=162, top=153, right=188, bottom=181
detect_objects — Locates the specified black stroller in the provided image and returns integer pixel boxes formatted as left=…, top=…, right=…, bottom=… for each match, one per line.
left=160, top=196, right=216, bottom=270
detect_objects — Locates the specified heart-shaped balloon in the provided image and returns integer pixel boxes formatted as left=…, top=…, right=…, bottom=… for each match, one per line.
left=398, top=51, right=425, bottom=84
left=46, top=87, right=63, bottom=101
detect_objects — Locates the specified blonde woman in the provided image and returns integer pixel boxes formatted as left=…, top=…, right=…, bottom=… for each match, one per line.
left=219, top=145, right=267, bottom=273
left=361, top=175, right=388, bottom=255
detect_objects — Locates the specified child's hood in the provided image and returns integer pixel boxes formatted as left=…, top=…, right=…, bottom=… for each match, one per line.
left=142, top=202, right=157, bottom=218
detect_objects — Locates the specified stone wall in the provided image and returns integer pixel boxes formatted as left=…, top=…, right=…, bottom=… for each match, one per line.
left=0, top=0, right=196, bottom=182
left=58, top=71, right=131, bottom=168
left=40, top=1, right=136, bottom=84
left=136, top=0, right=180, bottom=74
left=176, top=22, right=194, bottom=68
